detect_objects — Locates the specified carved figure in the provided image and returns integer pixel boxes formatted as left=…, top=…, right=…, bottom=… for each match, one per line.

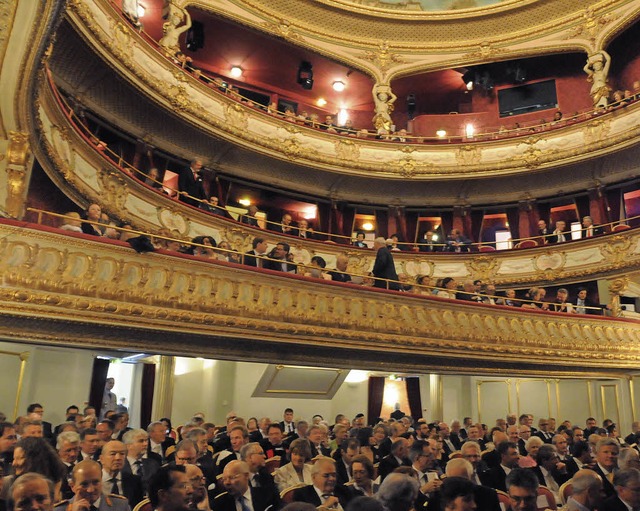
left=372, top=83, right=397, bottom=132
left=583, top=50, right=611, bottom=108
left=159, top=2, right=192, bottom=55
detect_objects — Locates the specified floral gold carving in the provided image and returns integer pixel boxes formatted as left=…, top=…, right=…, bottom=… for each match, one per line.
left=456, top=145, right=481, bottom=166
left=281, top=137, right=303, bottom=159
left=7, top=130, right=30, bottom=166
left=583, top=118, right=611, bottom=146
left=224, top=103, right=249, bottom=131
left=567, top=7, right=614, bottom=44
left=600, top=235, right=632, bottom=265
left=262, top=19, right=303, bottom=42
left=110, top=19, right=133, bottom=60
left=360, top=41, right=404, bottom=72
left=335, top=139, right=360, bottom=161
left=534, top=251, right=565, bottom=272
left=97, top=168, right=128, bottom=212
left=466, top=256, right=499, bottom=282
left=158, top=207, right=189, bottom=236
left=464, top=41, right=505, bottom=60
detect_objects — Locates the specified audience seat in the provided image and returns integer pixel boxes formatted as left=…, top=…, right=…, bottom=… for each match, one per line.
left=265, top=456, right=281, bottom=473
left=536, top=485, right=557, bottom=510
left=478, top=245, right=496, bottom=252
left=559, top=480, right=573, bottom=505
left=613, top=224, right=631, bottom=232
left=132, top=499, right=151, bottom=511
left=495, top=490, right=511, bottom=511
left=280, top=483, right=308, bottom=504
left=515, top=239, right=538, bottom=249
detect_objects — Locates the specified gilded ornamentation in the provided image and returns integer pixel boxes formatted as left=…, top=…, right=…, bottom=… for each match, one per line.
left=360, top=41, right=404, bottom=72
left=583, top=118, right=611, bottom=146
left=96, top=168, right=128, bottom=212
left=6, top=166, right=27, bottom=219
left=391, top=156, right=417, bottom=177
left=165, top=82, right=190, bottom=112
left=224, top=103, right=249, bottom=131
left=335, top=139, right=360, bottom=161
left=466, top=256, right=499, bottom=282
left=464, top=41, right=505, bottom=60
left=157, top=207, right=189, bottom=236
left=456, top=145, right=481, bottom=166
left=262, top=19, right=303, bottom=41
left=534, top=251, right=565, bottom=272
left=600, top=235, right=633, bottom=265
left=568, top=7, right=614, bottom=44
left=7, top=130, right=30, bottom=166
left=110, top=19, right=133, bottom=60
left=281, top=137, right=303, bottom=159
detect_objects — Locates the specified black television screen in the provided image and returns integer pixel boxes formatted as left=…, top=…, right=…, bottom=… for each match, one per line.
left=498, top=80, right=558, bottom=117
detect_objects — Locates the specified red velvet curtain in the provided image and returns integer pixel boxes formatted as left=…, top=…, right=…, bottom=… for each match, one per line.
left=405, top=377, right=423, bottom=421
left=367, top=377, right=386, bottom=426
left=506, top=206, right=520, bottom=240
left=342, top=206, right=356, bottom=243
left=316, top=202, right=332, bottom=239
left=375, top=210, right=389, bottom=239
left=88, top=358, right=111, bottom=412
left=140, top=363, right=156, bottom=429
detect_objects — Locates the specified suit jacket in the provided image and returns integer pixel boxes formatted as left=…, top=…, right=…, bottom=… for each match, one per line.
left=54, top=495, right=131, bottom=511
left=329, top=271, right=352, bottom=283
left=624, top=432, right=640, bottom=446
left=272, top=224, right=298, bottom=236
left=599, top=495, right=632, bottom=511
left=244, top=250, right=265, bottom=268
left=548, top=231, right=569, bottom=244
left=249, top=430, right=269, bottom=444
left=262, top=257, right=296, bottom=273
left=259, top=440, right=286, bottom=462
left=212, top=487, right=279, bottom=511
left=590, top=464, right=616, bottom=498
left=334, top=457, right=351, bottom=486
left=530, top=465, right=570, bottom=490
left=310, top=443, right=331, bottom=459
left=372, top=247, right=400, bottom=290
left=122, top=454, right=161, bottom=493
left=517, top=438, right=528, bottom=456
left=178, top=168, right=207, bottom=207
left=560, top=455, right=580, bottom=477
left=426, top=484, right=501, bottom=511
left=583, top=226, right=604, bottom=238
left=292, top=484, right=349, bottom=508
left=241, top=215, right=260, bottom=228
left=482, top=465, right=509, bottom=492
left=147, top=438, right=175, bottom=462
left=116, top=471, right=144, bottom=508
left=482, top=450, right=502, bottom=470
left=534, top=431, right=554, bottom=444
left=378, top=454, right=411, bottom=482
left=250, top=468, right=280, bottom=505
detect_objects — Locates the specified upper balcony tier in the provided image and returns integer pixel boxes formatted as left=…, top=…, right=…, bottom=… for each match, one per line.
left=33, top=71, right=640, bottom=290
left=2, top=218, right=640, bottom=377
left=57, top=0, right=640, bottom=192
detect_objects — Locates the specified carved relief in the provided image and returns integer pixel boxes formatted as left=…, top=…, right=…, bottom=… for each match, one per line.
left=224, top=102, right=249, bottom=131
left=157, top=207, right=189, bottom=236
left=360, top=41, right=404, bottom=72
left=466, top=256, right=499, bottom=282
left=262, top=19, right=303, bottom=42
left=456, top=145, right=481, bottom=166
left=7, top=130, right=29, bottom=166
left=110, top=19, right=133, bottom=60
left=97, top=168, right=128, bottom=212
left=567, top=7, right=614, bottom=44
left=335, top=139, right=360, bottom=161
left=5, top=131, right=31, bottom=218
left=600, top=235, right=633, bottom=265
left=582, top=119, right=611, bottom=146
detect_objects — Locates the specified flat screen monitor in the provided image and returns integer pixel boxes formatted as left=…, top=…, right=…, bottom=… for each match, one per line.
left=498, top=79, right=558, bottom=117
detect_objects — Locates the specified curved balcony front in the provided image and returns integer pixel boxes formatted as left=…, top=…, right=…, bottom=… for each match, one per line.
left=62, top=0, right=640, bottom=183
left=2, top=219, right=639, bottom=377
left=34, top=73, right=640, bottom=290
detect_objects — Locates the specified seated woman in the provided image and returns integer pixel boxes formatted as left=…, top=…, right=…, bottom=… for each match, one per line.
left=81, top=203, right=103, bottom=236
left=59, top=212, right=83, bottom=233
left=190, top=235, right=217, bottom=259
left=273, top=438, right=313, bottom=492
left=436, top=277, right=458, bottom=300
left=518, top=436, right=543, bottom=468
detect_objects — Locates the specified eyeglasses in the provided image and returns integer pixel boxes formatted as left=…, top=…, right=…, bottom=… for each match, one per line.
left=509, top=494, right=537, bottom=503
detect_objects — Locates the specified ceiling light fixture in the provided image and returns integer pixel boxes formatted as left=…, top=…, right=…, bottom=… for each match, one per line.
left=362, top=222, right=374, bottom=231
left=332, top=80, right=345, bottom=92
left=230, top=66, right=243, bottom=78
left=316, top=98, right=327, bottom=107
left=238, top=198, right=251, bottom=207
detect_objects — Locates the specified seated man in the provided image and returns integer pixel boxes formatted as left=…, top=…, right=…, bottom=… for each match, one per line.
left=99, top=440, right=143, bottom=508
left=244, top=238, right=269, bottom=268
left=445, top=229, right=472, bottom=252
left=565, top=469, right=604, bottom=511
left=506, top=469, right=539, bottom=511
left=549, top=220, right=569, bottom=243
left=148, top=465, right=193, bottom=511
left=271, top=213, right=297, bottom=236
left=551, top=288, right=574, bottom=313
left=14, top=473, right=56, bottom=511
left=57, top=460, right=131, bottom=511
left=292, top=457, right=349, bottom=509
left=239, top=443, right=279, bottom=502
left=213, top=460, right=279, bottom=511
left=352, top=231, right=368, bottom=248
left=328, top=255, right=352, bottom=283
left=296, top=220, right=316, bottom=240
left=241, top=205, right=261, bottom=228
left=600, top=468, right=640, bottom=511
left=532, top=444, right=570, bottom=504
left=262, top=243, right=296, bottom=273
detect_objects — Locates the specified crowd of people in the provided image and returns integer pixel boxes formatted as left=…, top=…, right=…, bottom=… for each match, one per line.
left=52, top=203, right=607, bottom=314
left=3, top=400, right=640, bottom=511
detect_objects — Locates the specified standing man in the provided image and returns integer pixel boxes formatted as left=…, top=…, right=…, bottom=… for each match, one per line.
left=549, top=220, right=568, bottom=243
left=101, top=379, right=117, bottom=420
left=372, top=237, right=399, bottom=290
left=582, top=216, right=603, bottom=238
left=178, top=159, right=208, bottom=208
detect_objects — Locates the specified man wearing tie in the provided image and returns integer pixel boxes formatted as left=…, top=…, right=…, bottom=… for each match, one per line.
left=178, top=159, right=208, bottom=208
left=146, top=422, right=175, bottom=462
left=79, top=429, right=101, bottom=462
left=292, top=457, right=349, bottom=509
left=279, top=409, right=296, bottom=437
left=535, top=419, right=554, bottom=444
left=212, top=460, right=280, bottom=511
left=591, top=438, right=620, bottom=499
left=99, top=440, right=143, bottom=508
left=122, top=429, right=161, bottom=495
left=58, top=431, right=81, bottom=499
left=55, top=460, right=131, bottom=511
left=549, top=220, right=568, bottom=243
left=582, top=216, right=604, bottom=238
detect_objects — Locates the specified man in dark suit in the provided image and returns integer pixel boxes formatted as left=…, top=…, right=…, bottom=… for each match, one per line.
left=552, top=434, right=580, bottom=477
left=439, top=422, right=462, bottom=464
left=271, top=212, right=297, bottom=236
left=332, top=438, right=360, bottom=485
left=624, top=421, right=640, bottom=447
left=573, top=288, right=602, bottom=315
left=259, top=424, right=286, bottom=461
left=243, top=238, right=269, bottom=268
left=148, top=465, right=194, bottom=511
left=378, top=438, right=411, bottom=481
left=534, top=418, right=554, bottom=443
left=419, top=230, right=440, bottom=252
left=372, top=237, right=400, bottom=290
left=241, top=205, right=261, bottom=228
left=262, top=243, right=296, bottom=273
left=212, top=460, right=280, bottom=511
left=240, top=443, right=279, bottom=504
left=537, top=219, right=550, bottom=244
left=121, top=429, right=161, bottom=494
left=296, top=219, right=317, bottom=240
left=548, top=220, right=569, bottom=243
left=292, top=457, right=350, bottom=508
left=178, top=159, right=208, bottom=208
left=147, top=421, right=175, bottom=462
left=100, top=440, right=144, bottom=508
left=482, top=441, right=520, bottom=492
left=590, top=438, right=620, bottom=499
left=530, top=444, right=570, bottom=503
left=600, top=468, right=640, bottom=511
left=25, top=403, right=53, bottom=443
left=582, top=216, right=604, bottom=238
left=249, top=418, right=270, bottom=444
left=57, top=431, right=81, bottom=499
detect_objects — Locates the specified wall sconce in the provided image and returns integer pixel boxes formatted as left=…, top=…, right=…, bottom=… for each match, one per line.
left=230, top=66, right=243, bottom=78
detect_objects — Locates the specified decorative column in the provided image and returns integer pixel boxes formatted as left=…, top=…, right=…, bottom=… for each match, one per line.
left=4, top=131, right=32, bottom=219
left=429, top=374, right=443, bottom=421
left=608, top=277, right=629, bottom=317
left=583, top=51, right=612, bottom=109
left=151, top=355, right=175, bottom=420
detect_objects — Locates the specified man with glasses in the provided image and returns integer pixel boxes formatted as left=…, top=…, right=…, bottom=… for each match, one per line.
left=149, top=465, right=193, bottom=511
left=292, top=457, right=349, bottom=509
left=600, top=467, right=640, bottom=511
left=506, top=468, right=539, bottom=511
left=535, top=419, right=553, bottom=444
left=240, top=443, right=278, bottom=499
left=213, top=460, right=279, bottom=511
left=184, top=464, right=208, bottom=510
left=532, top=444, right=570, bottom=504
left=461, top=441, right=490, bottom=487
